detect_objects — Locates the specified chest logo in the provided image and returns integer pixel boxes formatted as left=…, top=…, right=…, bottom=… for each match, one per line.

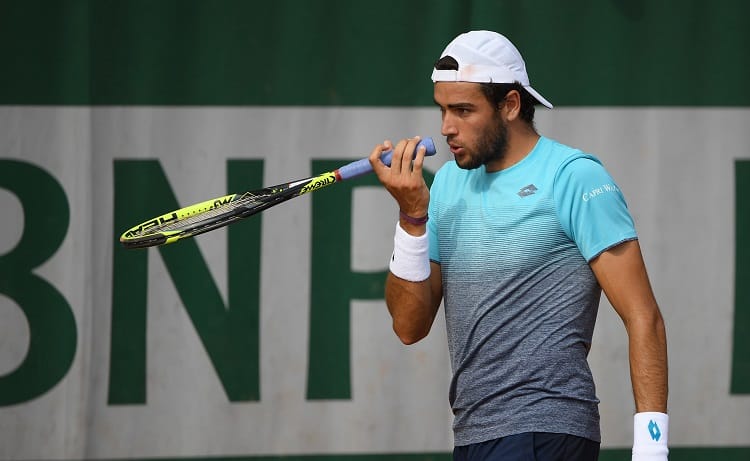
left=517, top=184, right=538, bottom=197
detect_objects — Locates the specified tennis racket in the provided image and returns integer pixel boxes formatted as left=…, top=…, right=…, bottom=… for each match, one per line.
left=119, top=137, right=436, bottom=249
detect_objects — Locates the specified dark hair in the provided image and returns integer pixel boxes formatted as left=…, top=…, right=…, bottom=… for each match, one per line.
left=434, top=56, right=536, bottom=124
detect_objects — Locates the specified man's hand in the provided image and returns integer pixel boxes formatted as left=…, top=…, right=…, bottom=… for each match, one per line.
left=369, top=137, right=431, bottom=235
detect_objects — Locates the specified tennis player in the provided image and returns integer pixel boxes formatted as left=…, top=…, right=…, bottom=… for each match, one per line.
left=369, top=30, right=668, bottom=460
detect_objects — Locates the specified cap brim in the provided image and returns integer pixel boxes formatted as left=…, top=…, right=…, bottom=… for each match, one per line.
left=525, top=85, right=553, bottom=109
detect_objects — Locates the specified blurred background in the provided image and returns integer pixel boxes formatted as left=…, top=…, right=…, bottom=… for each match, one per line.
left=0, top=0, right=748, bottom=460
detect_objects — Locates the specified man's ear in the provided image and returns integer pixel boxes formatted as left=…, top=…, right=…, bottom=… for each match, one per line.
left=502, top=90, right=522, bottom=121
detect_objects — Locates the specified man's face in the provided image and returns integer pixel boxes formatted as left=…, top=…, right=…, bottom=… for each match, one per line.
left=434, top=82, right=507, bottom=171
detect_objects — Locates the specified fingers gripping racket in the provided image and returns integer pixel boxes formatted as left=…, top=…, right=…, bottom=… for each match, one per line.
left=119, top=137, right=436, bottom=249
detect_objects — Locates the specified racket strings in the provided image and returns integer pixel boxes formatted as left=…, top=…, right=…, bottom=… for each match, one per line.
left=151, top=193, right=270, bottom=233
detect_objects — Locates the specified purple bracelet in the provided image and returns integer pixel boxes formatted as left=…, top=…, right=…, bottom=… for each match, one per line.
left=399, top=210, right=429, bottom=225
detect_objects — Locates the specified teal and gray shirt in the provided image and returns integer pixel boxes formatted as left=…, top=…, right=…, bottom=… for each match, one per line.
left=427, top=136, right=637, bottom=445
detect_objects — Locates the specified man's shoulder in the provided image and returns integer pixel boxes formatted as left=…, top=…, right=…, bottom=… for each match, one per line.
left=537, top=136, right=603, bottom=174
left=539, top=136, right=594, bottom=161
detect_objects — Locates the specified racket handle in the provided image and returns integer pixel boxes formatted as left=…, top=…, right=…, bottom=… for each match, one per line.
left=337, top=137, right=436, bottom=181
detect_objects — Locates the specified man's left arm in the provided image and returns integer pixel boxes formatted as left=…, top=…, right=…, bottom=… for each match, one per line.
left=590, top=239, right=669, bottom=460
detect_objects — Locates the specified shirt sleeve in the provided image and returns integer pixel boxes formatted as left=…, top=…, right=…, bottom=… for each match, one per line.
left=553, top=156, right=638, bottom=261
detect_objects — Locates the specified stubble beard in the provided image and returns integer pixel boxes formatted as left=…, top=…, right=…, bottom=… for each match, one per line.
left=455, top=114, right=508, bottom=170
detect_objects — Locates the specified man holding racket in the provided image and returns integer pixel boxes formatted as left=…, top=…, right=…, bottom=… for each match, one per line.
left=369, top=30, right=668, bottom=460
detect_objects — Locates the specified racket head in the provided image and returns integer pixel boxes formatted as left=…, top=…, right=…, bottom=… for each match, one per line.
left=118, top=171, right=334, bottom=249
left=119, top=187, right=285, bottom=249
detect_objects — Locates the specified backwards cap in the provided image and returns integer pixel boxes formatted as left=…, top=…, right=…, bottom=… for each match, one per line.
left=431, top=30, right=553, bottom=109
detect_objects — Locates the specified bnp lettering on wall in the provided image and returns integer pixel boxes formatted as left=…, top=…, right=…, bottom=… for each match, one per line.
left=0, top=156, right=748, bottom=412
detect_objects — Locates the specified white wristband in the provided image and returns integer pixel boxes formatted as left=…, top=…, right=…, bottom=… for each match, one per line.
left=632, top=412, right=669, bottom=461
left=389, top=221, right=430, bottom=282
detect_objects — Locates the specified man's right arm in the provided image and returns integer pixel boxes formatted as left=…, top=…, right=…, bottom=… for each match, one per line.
left=368, top=137, right=441, bottom=344
left=385, top=261, right=443, bottom=344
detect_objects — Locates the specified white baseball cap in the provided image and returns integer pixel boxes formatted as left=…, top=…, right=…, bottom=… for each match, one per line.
left=431, top=30, right=553, bottom=109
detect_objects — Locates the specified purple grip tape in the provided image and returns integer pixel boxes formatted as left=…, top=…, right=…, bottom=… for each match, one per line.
left=336, top=137, right=436, bottom=181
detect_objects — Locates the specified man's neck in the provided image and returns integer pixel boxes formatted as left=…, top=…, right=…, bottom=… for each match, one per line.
left=486, top=128, right=540, bottom=173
